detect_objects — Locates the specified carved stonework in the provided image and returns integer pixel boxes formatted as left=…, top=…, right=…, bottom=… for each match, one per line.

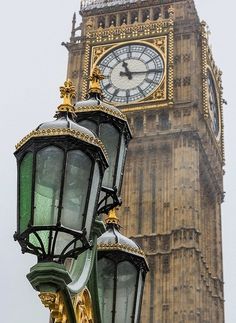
left=66, top=1, right=225, bottom=322
left=183, top=76, right=191, bottom=86
left=174, top=78, right=181, bottom=87
left=72, top=70, right=79, bottom=79
left=183, top=53, right=191, bottom=62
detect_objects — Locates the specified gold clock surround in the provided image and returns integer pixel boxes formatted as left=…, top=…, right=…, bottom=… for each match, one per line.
left=201, top=21, right=224, bottom=160
left=81, top=16, right=174, bottom=112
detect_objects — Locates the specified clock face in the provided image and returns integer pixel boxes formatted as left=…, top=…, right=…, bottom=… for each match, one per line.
left=207, top=71, right=220, bottom=137
left=98, top=43, right=164, bottom=104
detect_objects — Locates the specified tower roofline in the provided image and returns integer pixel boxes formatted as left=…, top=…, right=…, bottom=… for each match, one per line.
left=80, top=0, right=196, bottom=14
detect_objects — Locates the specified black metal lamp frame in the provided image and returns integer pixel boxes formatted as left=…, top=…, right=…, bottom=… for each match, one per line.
left=76, top=112, right=132, bottom=215
left=14, top=135, right=107, bottom=263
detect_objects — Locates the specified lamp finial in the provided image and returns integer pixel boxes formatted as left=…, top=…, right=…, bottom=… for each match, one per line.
left=105, top=208, right=120, bottom=226
left=57, top=79, right=76, bottom=113
left=88, top=66, right=105, bottom=98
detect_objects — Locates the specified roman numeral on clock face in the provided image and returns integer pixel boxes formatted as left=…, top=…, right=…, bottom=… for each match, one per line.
left=104, top=83, right=112, bottom=91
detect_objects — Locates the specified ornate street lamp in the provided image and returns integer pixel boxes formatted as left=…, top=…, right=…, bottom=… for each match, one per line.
left=14, top=78, right=148, bottom=323
left=97, top=208, right=149, bottom=323
left=14, top=80, right=108, bottom=263
left=74, top=67, right=132, bottom=215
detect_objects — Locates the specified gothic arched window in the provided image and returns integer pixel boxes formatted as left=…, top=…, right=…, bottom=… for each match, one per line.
left=98, top=16, right=105, bottom=28
left=159, top=111, right=170, bottom=130
left=153, top=8, right=161, bottom=20
left=142, top=9, right=150, bottom=22
left=147, top=112, right=157, bottom=134
left=109, top=15, right=116, bottom=27
left=134, top=115, right=143, bottom=137
left=164, top=6, right=170, bottom=19
left=120, top=13, right=127, bottom=25
left=131, top=11, right=138, bottom=24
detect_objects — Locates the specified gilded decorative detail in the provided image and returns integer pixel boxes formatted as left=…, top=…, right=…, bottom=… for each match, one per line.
left=105, top=208, right=120, bottom=225
left=39, top=289, right=95, bottom=323
left=167, top=17, right=174, bottom=103
left=88, top=66, right=105, bottom=95
left=81, top=16, right=174, bottom=108
left=89, top=19, right=171, bottom=44
left=153, top=37, right=166, bottom=55
left=73, top=288, right=94, bottom=323
left=97, top=242, right=145, bottom=257
left=74, top=104, right=127, bottom=121
left=39, top=292, right=68, bottom=323
left=120, top=102, right=169, bottom=113
left=58, top=79, right=76, bottom=113
left=218, top=71, right=225, bottom=163
left=15, top=128, right=108, bottom=161
left=201, top=20, right=224, bottom=160
left=92, top=46, right=108, bottom=64
left=147, top=82, right=165, bottom=101
left=82, top=40, right=91, bottom=99
left=201, top=21, right=208, bottom=119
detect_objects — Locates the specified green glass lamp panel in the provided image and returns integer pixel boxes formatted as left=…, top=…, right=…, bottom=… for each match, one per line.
left=29, top=230, right=50, bottom=253
left=116, top=261, right=137, bottom=322
left=98, top=257, right=115, bottom=323
left=100, top=123, right=119, bottom=188
left=61, top=150, right=92, bottom=231
left=19, top=152, right=33, bottom=233
left=34, top=146, right=64, bottom=226
left=54, top=231, right=74, bottom=256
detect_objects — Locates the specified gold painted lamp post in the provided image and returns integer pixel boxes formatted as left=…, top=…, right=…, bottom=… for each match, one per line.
left=14, top=71, right=148, bottom=323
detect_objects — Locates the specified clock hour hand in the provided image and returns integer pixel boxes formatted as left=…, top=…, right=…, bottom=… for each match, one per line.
left=121, top=61, right=132, bottom=80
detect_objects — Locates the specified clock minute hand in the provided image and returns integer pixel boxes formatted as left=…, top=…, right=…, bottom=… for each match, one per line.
left=130, top=68, right=164, bottom=75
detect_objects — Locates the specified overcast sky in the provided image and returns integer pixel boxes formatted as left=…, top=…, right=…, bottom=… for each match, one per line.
left=0, top=1, right=235, bottom=322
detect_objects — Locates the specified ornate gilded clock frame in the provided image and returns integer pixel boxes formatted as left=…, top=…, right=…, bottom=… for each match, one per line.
left=81, top=10, right=174, bottom=113
left=201, top=21, right=224, bottom=161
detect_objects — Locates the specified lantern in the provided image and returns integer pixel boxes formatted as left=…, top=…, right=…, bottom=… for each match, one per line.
left=74, top=67, right=132, bottom=214
left=97, top=209, right=149, bottom=322
left=14, top=80, right=108, bottom=263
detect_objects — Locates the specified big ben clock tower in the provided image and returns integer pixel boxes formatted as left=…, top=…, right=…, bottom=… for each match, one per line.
left=65, top=0, right=225, bottom=322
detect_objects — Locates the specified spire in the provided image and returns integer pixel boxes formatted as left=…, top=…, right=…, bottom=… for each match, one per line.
left=72, top=12, right=76, bottom=26
left=71, top=12, right=76, bottom=38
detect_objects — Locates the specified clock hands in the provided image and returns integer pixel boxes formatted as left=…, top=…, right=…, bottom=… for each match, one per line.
left=122, top=61, right=132, bottom=80
left=120, top=67, right=163, bottom=78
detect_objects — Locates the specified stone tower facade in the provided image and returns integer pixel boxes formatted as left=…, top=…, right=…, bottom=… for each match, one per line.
left=65, top=0, right=225, bottom=322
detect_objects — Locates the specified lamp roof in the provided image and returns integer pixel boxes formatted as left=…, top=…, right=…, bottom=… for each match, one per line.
left=15, top=81, right=109, bottom=163
left=97, top=209, right=146, bottom=259
left=75, top=97, right=128, bottom=122
left=75, top=66, right=131, bottom=128
left=36, top=114, right=93, bottom=136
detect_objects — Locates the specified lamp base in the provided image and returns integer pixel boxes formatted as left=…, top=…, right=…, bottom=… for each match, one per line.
left=27, top=262, right=72, bottom=293
left=27, top=262, right=77, bottom=323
